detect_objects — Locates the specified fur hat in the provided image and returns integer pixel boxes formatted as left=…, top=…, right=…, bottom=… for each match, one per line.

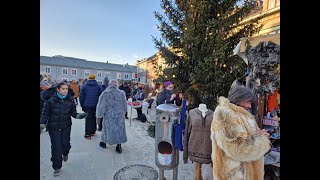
left=88, top=74, right=95, bottom=79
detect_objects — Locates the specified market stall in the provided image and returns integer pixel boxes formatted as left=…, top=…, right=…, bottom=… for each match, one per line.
left=234, top=34, right=280, bottom=180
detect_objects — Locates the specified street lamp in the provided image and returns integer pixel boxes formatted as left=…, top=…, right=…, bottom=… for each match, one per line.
left=172, top=75, right=175, bottom=78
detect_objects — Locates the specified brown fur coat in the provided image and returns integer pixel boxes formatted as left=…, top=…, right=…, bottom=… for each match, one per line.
left=210, top=97, right=271, bottom=180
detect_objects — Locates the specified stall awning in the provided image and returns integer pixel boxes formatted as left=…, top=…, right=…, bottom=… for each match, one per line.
left=233, top=33, right=280, bottom=64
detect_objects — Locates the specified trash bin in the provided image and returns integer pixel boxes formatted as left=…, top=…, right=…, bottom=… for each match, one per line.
left=155, top=103, right=180, bottom=180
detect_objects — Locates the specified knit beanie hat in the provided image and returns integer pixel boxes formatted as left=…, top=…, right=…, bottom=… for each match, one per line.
left=89, top=74, right=95, bottom=79
left=164, top=81, right=173, bottom=88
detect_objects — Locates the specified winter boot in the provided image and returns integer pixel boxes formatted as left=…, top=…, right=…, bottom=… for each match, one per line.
left=84, top=135, right=91, bottom=139
left=53, top=169, right=61, bottom=176
left=99, top=142, right=107, bottom=149
left=116, top=144, right=122, bottom=154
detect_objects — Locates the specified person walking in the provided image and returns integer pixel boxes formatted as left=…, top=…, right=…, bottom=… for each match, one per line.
left=40, top=82, right=87, bottom=176
left=96, top=80, right=127, bottom=154
left=79, top=74, right=102, bottom=139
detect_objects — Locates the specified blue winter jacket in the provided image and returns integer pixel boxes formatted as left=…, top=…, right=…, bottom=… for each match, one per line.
left=79, top=80, right=102, bottom=108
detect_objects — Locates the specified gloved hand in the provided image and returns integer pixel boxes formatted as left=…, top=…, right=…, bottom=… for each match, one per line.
left=40, top=124, right=46, bottom=134
left=96, top=118, right=102, bottom=124
left=76, top=113, right=88, bottom=119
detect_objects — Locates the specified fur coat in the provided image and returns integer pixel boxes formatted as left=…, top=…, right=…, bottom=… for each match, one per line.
left=210, top=97, right=271, bottom=180
left=96, top=86, right=127, bottom=144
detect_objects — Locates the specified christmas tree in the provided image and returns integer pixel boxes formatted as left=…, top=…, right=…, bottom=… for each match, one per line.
left=153, top=0, right=262, bottom=109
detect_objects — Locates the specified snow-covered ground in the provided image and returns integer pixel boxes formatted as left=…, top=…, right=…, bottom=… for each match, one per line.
left=40, top=104, right=196, bottom=180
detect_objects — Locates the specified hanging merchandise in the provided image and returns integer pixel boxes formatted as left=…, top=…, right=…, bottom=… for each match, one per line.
left=266, top=90, right=279, bottom=113
left=246, top=41, right=280, bottom=95
left=183, top=108, right=213, bottom=164
left=171, top=99, right=187, bottom=151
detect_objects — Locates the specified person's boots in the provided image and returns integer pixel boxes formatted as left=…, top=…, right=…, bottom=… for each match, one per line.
left=116, top=144, right=122, bottom=154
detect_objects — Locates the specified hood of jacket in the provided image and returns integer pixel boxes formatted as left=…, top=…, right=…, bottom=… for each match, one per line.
left=86, top=79, right=98, bottom=86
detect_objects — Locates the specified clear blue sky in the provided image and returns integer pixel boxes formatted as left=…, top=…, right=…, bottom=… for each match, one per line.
left=40, top=0, right=163, bottom=65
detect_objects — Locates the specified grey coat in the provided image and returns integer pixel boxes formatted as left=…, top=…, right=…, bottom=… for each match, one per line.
left=96, top=86, right=128, bottom=144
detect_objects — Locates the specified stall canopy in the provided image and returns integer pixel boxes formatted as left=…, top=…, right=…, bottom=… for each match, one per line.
left=233, top=33, right=280, bottom=64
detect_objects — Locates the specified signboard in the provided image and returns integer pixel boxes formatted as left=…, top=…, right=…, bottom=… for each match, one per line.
left=127, top=101, right=142, bottom=108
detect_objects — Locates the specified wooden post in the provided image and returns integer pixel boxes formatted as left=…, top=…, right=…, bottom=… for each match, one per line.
left=195, top=162, right=202, bottom=180
left=256, top=94, right=266, bottom=129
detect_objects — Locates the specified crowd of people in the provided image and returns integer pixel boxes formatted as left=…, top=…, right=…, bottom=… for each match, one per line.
left=40, top=74, right=271, bottom=179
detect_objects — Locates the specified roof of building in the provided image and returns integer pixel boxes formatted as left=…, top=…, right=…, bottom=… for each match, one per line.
left=40, top=56, right=137, bottom=73
left=136, top=53, right=158, bottom=64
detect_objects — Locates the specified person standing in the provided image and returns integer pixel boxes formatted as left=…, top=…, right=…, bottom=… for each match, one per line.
left=97, top=76, right=109, bottom=131
left=210, top=86, right=271, bottom=180
left=96, top=80, right=127, bottom=154
left=79, top=74, right=102, bottom=139
left=156, top=81, right=176, bottom=106
left=119, top=81, right=131, bottom=119
left=40, top=82, right=87, bottom=176
left=101, top=76, right=109, bottom=92
left=133, top=87, right=145, bottom=120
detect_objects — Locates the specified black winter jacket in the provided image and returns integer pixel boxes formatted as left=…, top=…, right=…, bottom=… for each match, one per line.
left=40, top=93, right=78, bottom=129
left=119, top=85, right=131, bottom=99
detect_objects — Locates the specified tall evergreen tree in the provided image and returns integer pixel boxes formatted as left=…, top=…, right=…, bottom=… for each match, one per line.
left=153, top=0, right=262, bottom=109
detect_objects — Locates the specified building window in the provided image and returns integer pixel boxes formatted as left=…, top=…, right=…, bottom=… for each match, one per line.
left=124, top=73, right=129, bottom=80
left=97, top=71, right=102, bottom=78
left=84, top=71, right=90, bottom=77
left=62, top=68, right=68, bottom=75
left=105, top=72, right=110, bottom=78
left=117, top=73, right=121, bottom=79
left=132, top=73, right=137, bottom=79
left=268, top=0, right=276, bottom=10
left=45, top=66, right=51, bottom=74
left=71, top=69, right=77, bottom=76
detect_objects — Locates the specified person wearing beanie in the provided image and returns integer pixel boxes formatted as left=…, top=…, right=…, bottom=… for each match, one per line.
left=88, top=73, right=95, bottom=79
left=79, top=74, right=102, bottom=139
left=156, top=80, right=176, bottom=106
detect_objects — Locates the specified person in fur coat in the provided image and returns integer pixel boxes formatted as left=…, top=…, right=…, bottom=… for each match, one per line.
left=96, top=79, right=127, bottom=154
left=211, top=86, right=271, bottom=180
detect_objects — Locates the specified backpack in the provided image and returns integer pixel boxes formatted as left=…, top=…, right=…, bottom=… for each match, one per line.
left=140, top=113, right=147, bottom=123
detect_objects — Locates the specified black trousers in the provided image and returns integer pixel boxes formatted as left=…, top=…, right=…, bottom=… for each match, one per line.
left=48, top=126, right=71, bottom=170
left=98, top=118, right=103, bottom=130
left=136, top=107, right=142, bottom=119
left=83, top=107, right=97, bottom=135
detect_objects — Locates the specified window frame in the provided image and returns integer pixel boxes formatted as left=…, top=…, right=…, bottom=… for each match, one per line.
left=62, top=68, right=68, bottom=75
